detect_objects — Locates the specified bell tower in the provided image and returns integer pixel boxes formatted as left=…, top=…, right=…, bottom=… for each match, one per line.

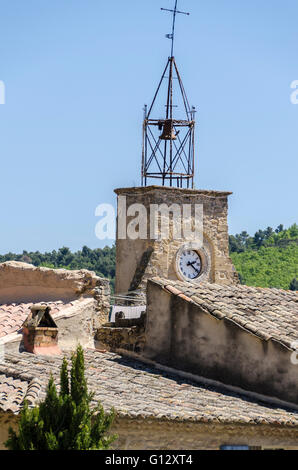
left=114, top=2, right=238, bottom=298
left=142, top=1, right=195, bottom=189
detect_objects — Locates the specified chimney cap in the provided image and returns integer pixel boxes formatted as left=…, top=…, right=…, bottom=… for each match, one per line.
left=23, top=304, right=57, bottom=329
left=30, top=304, right=51, bottom=313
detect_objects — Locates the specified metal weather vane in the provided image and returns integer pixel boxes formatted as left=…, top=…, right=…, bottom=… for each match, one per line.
left=162, top=0, right=190, bottom=58
left=141, top=1, right=196, bottom=189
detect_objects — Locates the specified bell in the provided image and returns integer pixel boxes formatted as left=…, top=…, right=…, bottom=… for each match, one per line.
left=160, top=120, right=177, bottom=140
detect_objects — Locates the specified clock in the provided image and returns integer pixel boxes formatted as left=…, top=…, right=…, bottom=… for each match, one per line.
left=177, top=249, right=202, bottom=281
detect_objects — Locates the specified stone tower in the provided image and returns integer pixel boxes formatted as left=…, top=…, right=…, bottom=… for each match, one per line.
left=114, top=4, right=238, bottom=295
left=115, top=186, right=238, bottom=296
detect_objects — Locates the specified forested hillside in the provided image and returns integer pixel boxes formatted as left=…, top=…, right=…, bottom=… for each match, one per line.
left=0, top=224, right=297, bottom=291
left=229, top=224, right=298, bottom=290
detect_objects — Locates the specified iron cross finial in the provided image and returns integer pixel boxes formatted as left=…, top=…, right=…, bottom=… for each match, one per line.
left=161, top=0, right=190, bottom=57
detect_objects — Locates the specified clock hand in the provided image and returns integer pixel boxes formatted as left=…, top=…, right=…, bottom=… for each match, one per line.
left=187, top=261, right=200, bottom=275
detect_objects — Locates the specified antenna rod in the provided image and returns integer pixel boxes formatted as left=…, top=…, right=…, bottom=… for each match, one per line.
left=161, top=0, right=189, bottom=57
left=171, top=0, right=177, bottom=57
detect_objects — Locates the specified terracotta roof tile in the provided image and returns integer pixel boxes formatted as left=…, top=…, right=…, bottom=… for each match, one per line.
left=0, top=301, right=74, bottom=338
left=1, top=350, right=298, bottom=426
left=0, top=373, right=33, bottom=413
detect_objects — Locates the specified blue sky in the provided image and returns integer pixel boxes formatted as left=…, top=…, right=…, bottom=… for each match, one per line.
left=0, top=0, right=297, bottom=253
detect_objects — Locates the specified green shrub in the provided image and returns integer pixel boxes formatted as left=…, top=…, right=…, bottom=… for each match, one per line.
left=5, top=345, right=117, bottom=450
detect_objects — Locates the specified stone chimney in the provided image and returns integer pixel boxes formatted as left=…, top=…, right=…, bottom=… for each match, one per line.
left=22, top=304, right=61, bottom=355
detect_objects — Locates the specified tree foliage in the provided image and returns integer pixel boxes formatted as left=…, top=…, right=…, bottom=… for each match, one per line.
left=229, top=224, right=298, bottom=254
left=230, top=224, right=298, bottom=290
left=5, top=345, right=116, bottom=450
left=0, top=224, right=297, bottom=292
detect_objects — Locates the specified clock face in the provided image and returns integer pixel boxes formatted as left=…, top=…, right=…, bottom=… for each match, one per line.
left=178, top=250, right=202, bottom=280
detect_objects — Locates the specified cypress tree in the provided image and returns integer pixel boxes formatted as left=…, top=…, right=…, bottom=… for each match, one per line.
left=5, top=345, right=116, bottom=450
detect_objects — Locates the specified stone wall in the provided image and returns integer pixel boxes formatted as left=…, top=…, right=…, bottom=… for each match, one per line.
left=96, top=313, right=146, bottom=353
left=115, top=186, right=238, bottom=295
left=0, top=261, right=110, bottom=310
left=111, top=418, right=298, bottom=450
left=92, top=279, right=111, bottom=329
left=2, top=413, right=298, bottom=450
left=54, top=298, right=100, bottom=350
left=144, top=281, right=298, bottom=406
left=0, top=262, right=111, bottom=351
left=96, top=326, right=146, bottom=354
left=0, top=413, right=18, bottom=450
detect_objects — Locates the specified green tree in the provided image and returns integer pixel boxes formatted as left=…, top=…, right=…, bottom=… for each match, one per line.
left=275, top=224, right=284, bottom=234
left=5, top=345, right=116, bottom=450
left=253, top=229, right=267, bottom=248
left=231, top=244, right=298, bottom=289
left=289, top=278, right=298, bottom=291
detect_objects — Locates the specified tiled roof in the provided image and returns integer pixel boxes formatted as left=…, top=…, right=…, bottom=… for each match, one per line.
left=1, top=350, right=298, bottom=426
left=0, top=373, right=41, bottom=414
left=151, top=278, right=298, bottom=350
left=0, top=302, right=74, bottom=338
